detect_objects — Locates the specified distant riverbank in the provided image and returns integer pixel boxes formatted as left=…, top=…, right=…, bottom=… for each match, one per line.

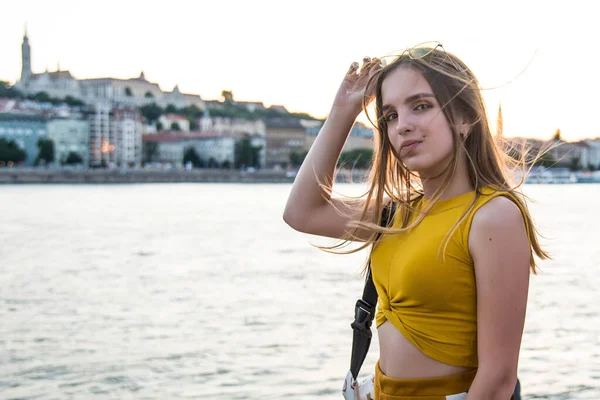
left=3, top=168, right=598, bottom=185
left=0, top=168, right=298, bottom=184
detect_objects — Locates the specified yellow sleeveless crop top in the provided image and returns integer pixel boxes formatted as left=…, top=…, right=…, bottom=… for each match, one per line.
left=371, top=187, right=530, bottom=368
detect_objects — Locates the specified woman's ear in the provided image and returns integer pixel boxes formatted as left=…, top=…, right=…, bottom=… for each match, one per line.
left=458, top=119, right=473, bottom=139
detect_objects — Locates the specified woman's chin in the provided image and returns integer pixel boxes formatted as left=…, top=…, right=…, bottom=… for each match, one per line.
left=403, top=157, right=434, bottom=174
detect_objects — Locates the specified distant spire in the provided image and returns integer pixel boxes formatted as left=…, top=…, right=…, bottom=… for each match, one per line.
left=496, top=103, right=504, bottom=138
left=20, top=24, right=32, bottom=83
left=139, top=71, right=146, bottom=80
left=57, top=61, right=60, bottom=71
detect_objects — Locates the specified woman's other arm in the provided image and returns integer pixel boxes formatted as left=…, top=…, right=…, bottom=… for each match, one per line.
left=467, top=196, right=531, bottom=399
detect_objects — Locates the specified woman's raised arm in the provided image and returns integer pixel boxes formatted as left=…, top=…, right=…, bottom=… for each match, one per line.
left=283, top=58, right=380, bottom=240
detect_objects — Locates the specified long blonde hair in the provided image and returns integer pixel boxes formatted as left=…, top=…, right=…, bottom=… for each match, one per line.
left=322, top=44, right=549, bottom=273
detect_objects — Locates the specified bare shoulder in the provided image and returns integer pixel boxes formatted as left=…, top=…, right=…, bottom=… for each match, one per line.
left=472, top=195, right=525, bottom=229
left=469, top=195, right=528, bottom=255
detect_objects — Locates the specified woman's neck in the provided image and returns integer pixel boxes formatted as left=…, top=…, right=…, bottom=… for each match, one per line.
left=420, top=155, right=474, bottom=200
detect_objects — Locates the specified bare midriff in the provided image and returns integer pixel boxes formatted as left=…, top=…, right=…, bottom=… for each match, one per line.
left=377, top=321, right=474, bottom=378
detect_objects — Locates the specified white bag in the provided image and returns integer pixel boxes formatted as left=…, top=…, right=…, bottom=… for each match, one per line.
left=342, top=370, right=375, bottom=400
left=341, top=369, right=468, bottom=400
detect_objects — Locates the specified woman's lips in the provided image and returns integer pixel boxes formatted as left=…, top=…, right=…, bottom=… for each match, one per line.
left=401, top=140, right=422, bottom=152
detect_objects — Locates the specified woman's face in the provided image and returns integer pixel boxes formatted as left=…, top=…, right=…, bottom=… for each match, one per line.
left=381, top=65, right=457, bottom=177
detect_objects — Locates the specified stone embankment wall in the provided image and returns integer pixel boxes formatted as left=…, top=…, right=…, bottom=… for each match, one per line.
left=0, top=169, right=296, bottom=184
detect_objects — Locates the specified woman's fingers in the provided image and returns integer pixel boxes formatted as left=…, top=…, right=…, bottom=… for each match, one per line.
left=367, top=57, right=381, bottom=77
left=348, top=61, right=360, bottom=74
left=355, top=57, right=381, bottom=83
left=344, top=56, right=381, bottom=95
left=360, top=57, right=373, bottom=74
left=361, top=57, right=382, bottom=76
left=349, top=56, right=376, bottom=71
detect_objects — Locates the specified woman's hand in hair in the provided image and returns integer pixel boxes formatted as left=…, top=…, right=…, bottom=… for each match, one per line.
left=332, top=57, right=381, bottom=115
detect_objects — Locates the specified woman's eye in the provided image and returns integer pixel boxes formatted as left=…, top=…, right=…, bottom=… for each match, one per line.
left=385, top=113, right=397, bottom=121
left=415, top=103, right=431, bottom=111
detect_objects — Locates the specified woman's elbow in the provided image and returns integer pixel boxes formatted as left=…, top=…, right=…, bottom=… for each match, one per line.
left=496, top=373, right=518, bottom=399
left=282, top=207, right=305, bottom=232
left=476, top=364, right=518, bottom=399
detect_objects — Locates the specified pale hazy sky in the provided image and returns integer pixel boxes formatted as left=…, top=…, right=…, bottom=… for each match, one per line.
left=1, top=0, right=597, bottom=141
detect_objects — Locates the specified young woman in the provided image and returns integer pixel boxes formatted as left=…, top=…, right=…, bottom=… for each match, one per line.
left=283, top=42, right=548, bottom=400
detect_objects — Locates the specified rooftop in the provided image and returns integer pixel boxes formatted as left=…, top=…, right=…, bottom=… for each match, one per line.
left=31, top=70, right=75, bottom=80
left=265, top=117, right=306, bottom=129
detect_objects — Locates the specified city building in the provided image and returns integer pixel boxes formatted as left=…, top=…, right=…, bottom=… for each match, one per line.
left=112, top=108, right=143, bottom=167
left=548, top=140, right=590, bottom=169
left=85, top=105, right=142, bottom=167
left=12, top=29, right=205, bottom=110
left=198, top=114, right=266, bottom=137
left=159, top=114, right=190, bottom=132
left=86, top=104, right=112, bottom=167
left=305, top=121, right=374, bottom=152
left=237, top=101, right=266, bottom=113
left=265, top=118, right=317, bottom=169
left=0, top=99, right=18, bottom=113
left=79, top=72, right=161, bottom=106
left=142, top=131, right=265, bottom=169
left=0, top=113, right=48, bottom=166
left=47, top=118, right=90, bottom=165
left=13, top=29, right=81, bottom=99
left=79, top=73, right=205, bottom=109
left=163, top=85, right=205, bottom=109
left=185, top=133, right=238, bottom=167
left=583, top=139, right=600, bottom=169
left=142, top=132, right=234, bottom=168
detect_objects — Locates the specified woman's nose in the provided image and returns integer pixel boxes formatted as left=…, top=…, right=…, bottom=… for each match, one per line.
left=394, top=113, right=414, bottom=135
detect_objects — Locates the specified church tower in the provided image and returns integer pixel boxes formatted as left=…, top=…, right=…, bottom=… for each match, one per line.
left=496, top=103, right=503, bottom=138
left=20, top=25, right=32, bottom=84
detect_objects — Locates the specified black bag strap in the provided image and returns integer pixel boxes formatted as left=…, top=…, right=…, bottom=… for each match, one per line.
left=349, top=203, right=395, bottom=380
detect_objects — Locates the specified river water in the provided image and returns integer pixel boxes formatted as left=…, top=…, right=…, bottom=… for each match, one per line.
left=1, top=183, right=598, bottom=399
